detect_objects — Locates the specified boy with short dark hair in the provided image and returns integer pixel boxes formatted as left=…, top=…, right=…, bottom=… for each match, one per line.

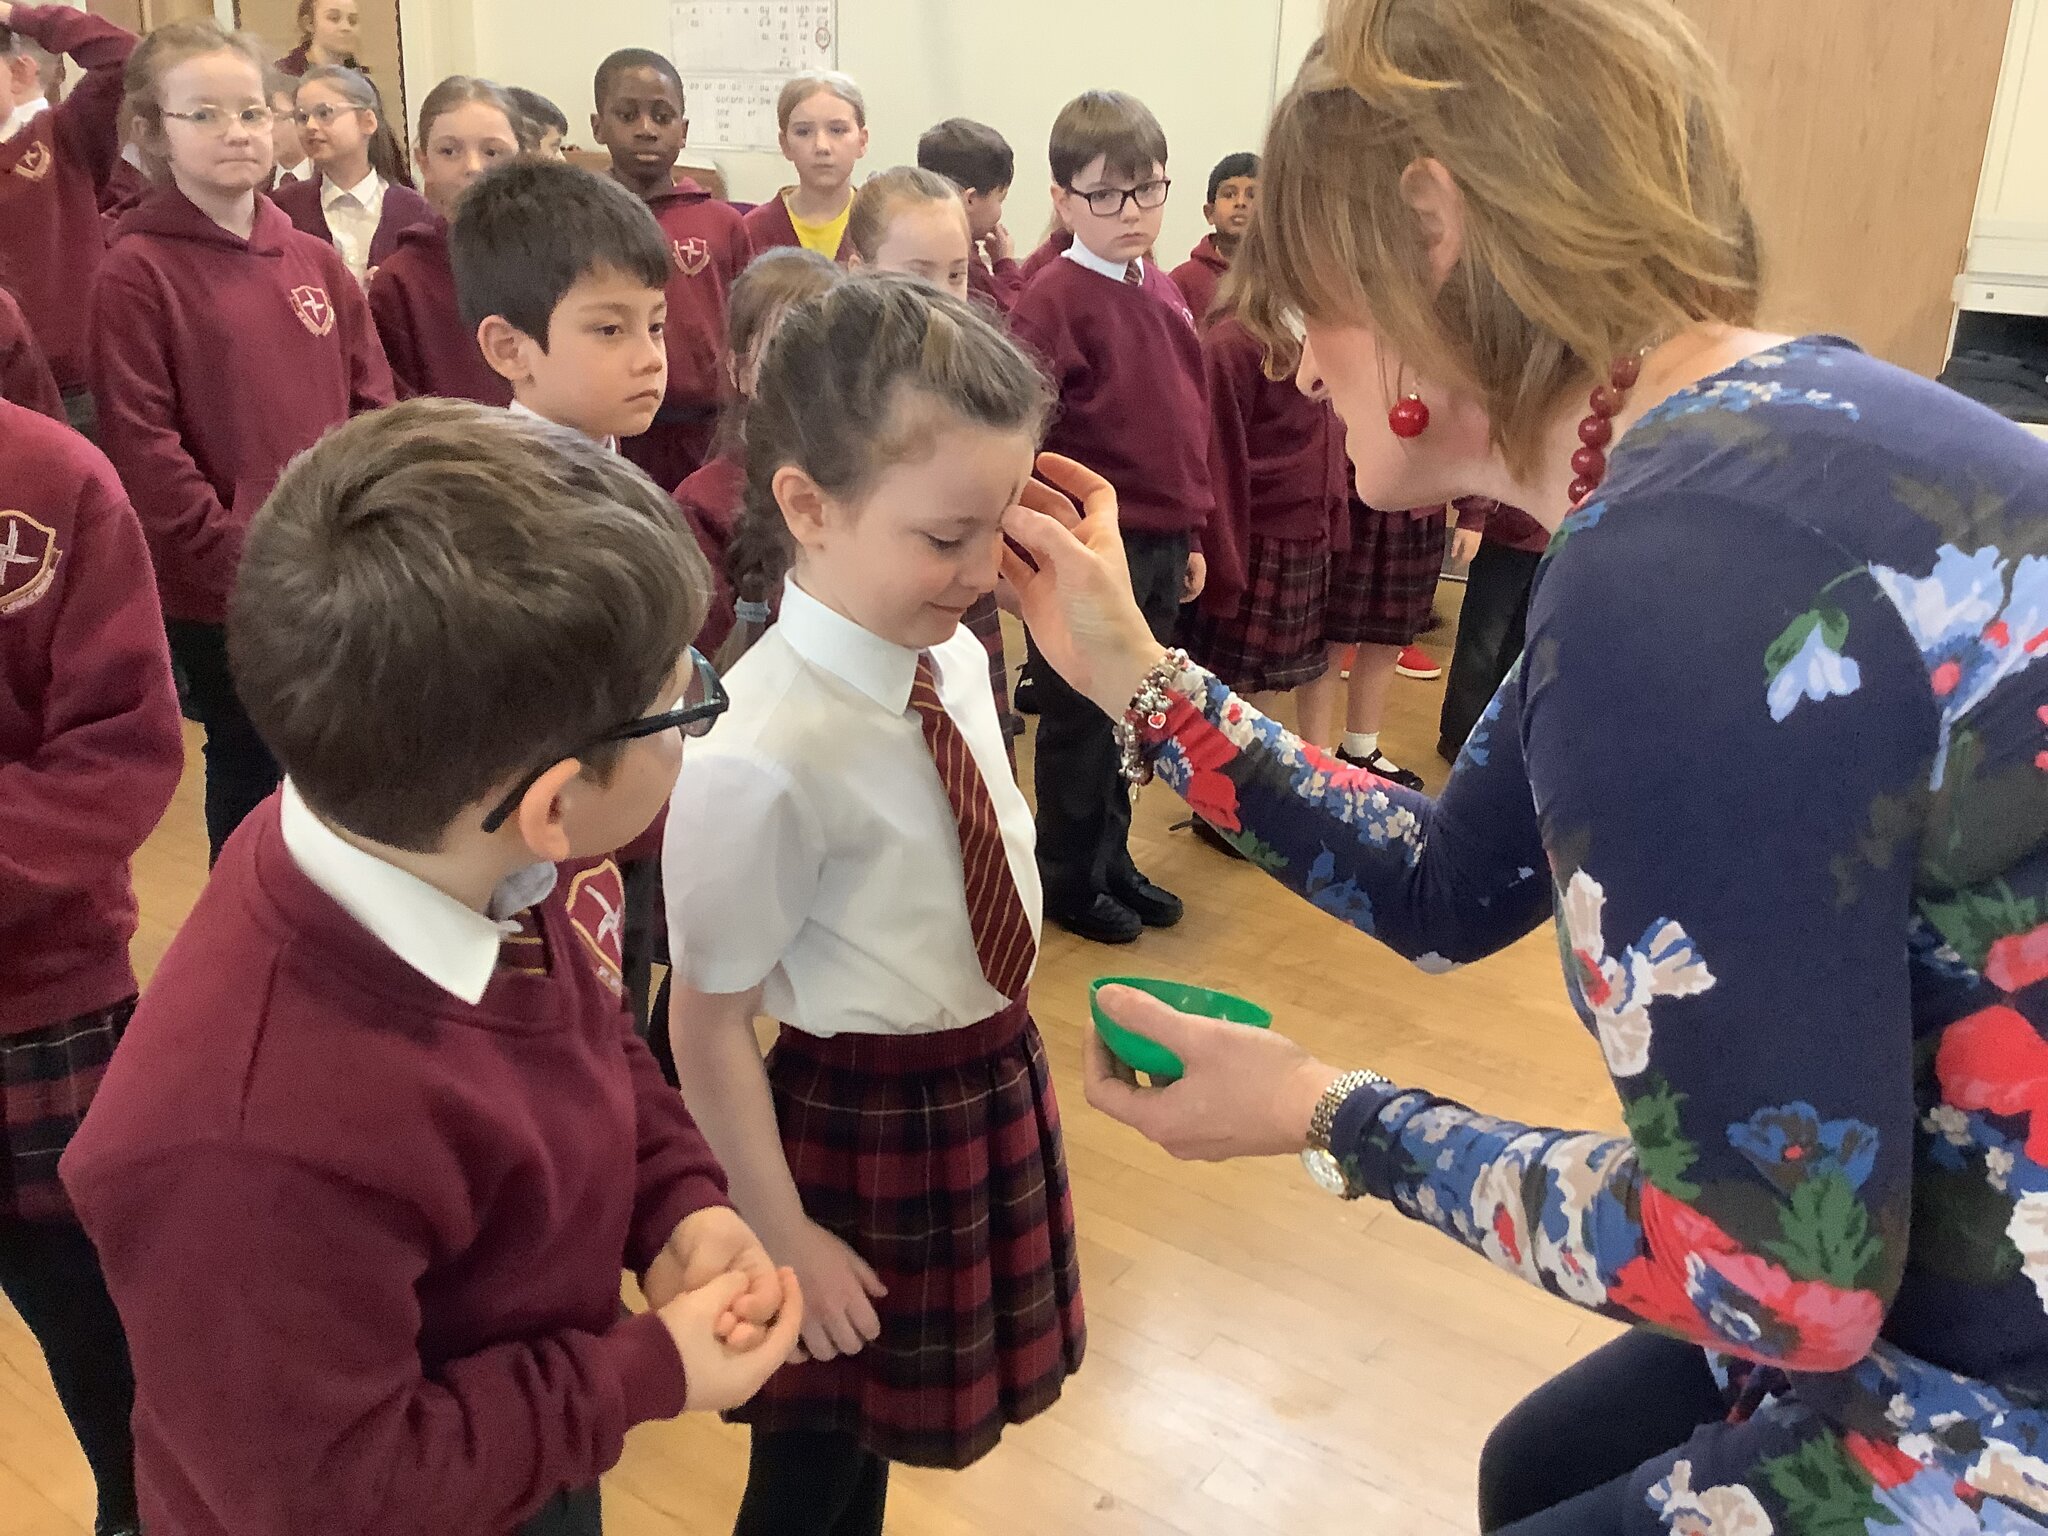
left=588, top=48, right=752, bottom=489
left=1173, top=150, right=1258, bottom=326
left=916, top=115, right=1021, bottom=314
left=1009, top=89, right=1213, bottom=945
left=452, top=157, right=675, bottom=449
left=509, top=83, right=568, bottom=157
left=61, top=399, right=804, bottom=1536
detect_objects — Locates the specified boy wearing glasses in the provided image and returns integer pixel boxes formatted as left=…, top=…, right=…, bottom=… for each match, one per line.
left=0, top=1, right=137, bottom=433
left=1008, top=89, right=1214, bottom=946
left=61, top=400, right=803, bottom=1536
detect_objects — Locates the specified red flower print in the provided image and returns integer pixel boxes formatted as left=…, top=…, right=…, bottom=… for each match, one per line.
left=1986, top=621, right=2012, bottom=649
left=1844, top=1430, right=1922, bottom=1490
left=1987, top=924, right=2048, bottom=994
left=1933, top=660, right=1962, bottom=696
left=1937, top=1004, right=2048, bottom=1162
left=1174, top=711, right=1245, bottom=833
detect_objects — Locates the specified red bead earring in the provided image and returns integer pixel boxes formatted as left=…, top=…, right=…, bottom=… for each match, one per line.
left=1388, top=391, right=1430, bottom=439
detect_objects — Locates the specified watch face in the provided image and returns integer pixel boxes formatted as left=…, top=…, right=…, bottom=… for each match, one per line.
left=1301, top=1148, right=1348, bottom=1196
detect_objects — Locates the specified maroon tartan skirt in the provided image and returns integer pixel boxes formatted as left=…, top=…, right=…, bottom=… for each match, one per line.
left=1326, top=503, right=1447, bottom=646
left=2, top=997, right=133, bottom=1223
left=962, top=593, right=1015, bottom=747
left=1184, top=536, right=1332, bottom=694
left=733, top=997, right=1086, bottom=1468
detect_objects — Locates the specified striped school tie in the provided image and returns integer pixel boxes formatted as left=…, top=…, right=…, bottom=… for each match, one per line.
left=910, top=653, right=1037, bottom=1001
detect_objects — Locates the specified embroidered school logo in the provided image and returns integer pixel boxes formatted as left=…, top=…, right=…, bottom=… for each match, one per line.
left=565, top=860, right=627, bottom=998
left=673, top=236, right=710, bottom=277
left=288, top=284, right=335, bottom=337
left=0, top=511, right=59, bottom=616
left=12, top=142, right=51, bottom=181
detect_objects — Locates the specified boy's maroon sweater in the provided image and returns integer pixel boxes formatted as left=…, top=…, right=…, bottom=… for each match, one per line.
left=61, top=802, right=730, bottom=1535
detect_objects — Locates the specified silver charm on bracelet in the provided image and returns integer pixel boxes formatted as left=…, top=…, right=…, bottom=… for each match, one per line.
left=1114, top=648, right=1189, bottom=791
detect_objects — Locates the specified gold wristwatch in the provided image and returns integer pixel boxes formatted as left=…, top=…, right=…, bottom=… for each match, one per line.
left=1301, top=1068, right=1392, bottom=1197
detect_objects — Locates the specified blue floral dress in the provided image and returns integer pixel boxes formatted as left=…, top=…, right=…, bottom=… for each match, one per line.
left=1140, top=338, right=2048, bottom=1534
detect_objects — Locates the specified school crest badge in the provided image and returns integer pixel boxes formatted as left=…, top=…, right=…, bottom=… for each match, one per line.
left=11, top=142, right=51, bottom=181
left=673, top=236, right=710, bottom=277
left=565, top=860, right=627, bottom=998
left=0, top=511, right=58, bottom=617
left=288, top=284, right=335, bottom=337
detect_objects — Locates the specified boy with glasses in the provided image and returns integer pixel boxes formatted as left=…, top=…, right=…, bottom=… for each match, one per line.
left=61, top=399, right=803, bottom=1536
left=1008, top=90, right=1214, bottom=945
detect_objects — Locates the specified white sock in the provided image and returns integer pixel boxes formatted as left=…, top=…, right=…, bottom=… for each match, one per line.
left=1343, top=731, right=1380, bottom=758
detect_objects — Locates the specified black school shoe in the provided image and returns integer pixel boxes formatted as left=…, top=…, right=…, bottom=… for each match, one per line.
left=1336, top=746, right=1427, bottom=791
left=1049, top=891, right=1144, bottom=944
left=1109, top=871, right=1184, bottom=928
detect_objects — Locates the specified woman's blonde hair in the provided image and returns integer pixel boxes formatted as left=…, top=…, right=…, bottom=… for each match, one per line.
left=121, top=19, right=270, bottom=185
left=846, top=166, right=965, bottom=262
left=776, top=70, right=865, bottom=132
left=1239, top=0, right=1760, bottom=474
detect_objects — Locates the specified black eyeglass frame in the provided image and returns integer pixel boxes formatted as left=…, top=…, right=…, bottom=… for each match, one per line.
left=1063, top=178, right=1172, bottom=218
left=480, top=648, right=729, bottom=834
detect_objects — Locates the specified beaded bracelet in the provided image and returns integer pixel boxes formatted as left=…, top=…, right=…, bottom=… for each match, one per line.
left=1114, top=647, right=1189, bottom=788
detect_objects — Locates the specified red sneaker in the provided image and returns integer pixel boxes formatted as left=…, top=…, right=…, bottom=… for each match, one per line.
left=1396, top=644, right=1442, bottom=680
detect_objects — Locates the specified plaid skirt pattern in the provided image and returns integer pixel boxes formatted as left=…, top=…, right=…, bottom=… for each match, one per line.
left=732, top=998, right=1086, bottom=1468
left=1184, top=537, right=1332, bottom=694
left=1326, top=504, right=1447, bottom=646
left=962, top=594, right=1015, bottom=744
left=2, top=997, right=133, bottom=1223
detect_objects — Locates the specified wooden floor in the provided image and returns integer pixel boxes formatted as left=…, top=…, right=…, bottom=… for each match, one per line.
left=0, top=590, right=1626, bottom=1535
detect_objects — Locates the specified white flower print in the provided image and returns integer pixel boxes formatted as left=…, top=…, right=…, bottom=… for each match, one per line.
left=1925, top=1104, right=1973, bottom=1147
left=1989, top=1146, right=2016, bottom=1193
left=1967, top=1438, right=2048, bottom=1515
left=1647, top=1460, right=1775, bottom=1535
left=1766, top=620, right=1862, bottom=722
left=1471, top=1150, right=1541, bottom=1283
left=1534, top=1133, right=1628, bottom=1306
left=2007, top=1193, right=2048, bottom=1313
left=1560, top=870, right=1717, bottom=1077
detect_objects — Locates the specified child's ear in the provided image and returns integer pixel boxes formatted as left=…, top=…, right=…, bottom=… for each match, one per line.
left=1203, top=201, right=1217, bottom=225
left=678, top=116, right=689, bottom=148
left=476, top=315, right=535, bottom=386
left=772, top=465, right=830, bottom=551
left=510, top=758, right=582, bottom=862
left=588, top=109, right=604, bottom=141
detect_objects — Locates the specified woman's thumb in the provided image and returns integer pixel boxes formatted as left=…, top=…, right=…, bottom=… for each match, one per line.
left=1100, top=986, right=1210, bottom=1055
left=1002, top=501, right=1080, bottom=571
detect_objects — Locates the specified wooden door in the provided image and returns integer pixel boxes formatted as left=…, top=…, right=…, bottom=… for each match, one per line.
left=235, top=0, right=405, bottom=131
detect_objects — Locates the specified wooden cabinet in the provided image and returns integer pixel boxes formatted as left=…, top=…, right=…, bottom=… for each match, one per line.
left=1960, top=0, right=2048, bottom=313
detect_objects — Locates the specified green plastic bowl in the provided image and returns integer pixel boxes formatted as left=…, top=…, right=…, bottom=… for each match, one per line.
left=1089, top=976, right=1273, bottom=1084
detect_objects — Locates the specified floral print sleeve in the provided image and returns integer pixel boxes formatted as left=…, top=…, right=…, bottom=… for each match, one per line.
left=1145, top=338, right=2048, bottom=1532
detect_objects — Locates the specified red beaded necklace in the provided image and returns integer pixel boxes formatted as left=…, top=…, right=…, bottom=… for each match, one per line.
left=1569, top=352, right=1646, bottom=506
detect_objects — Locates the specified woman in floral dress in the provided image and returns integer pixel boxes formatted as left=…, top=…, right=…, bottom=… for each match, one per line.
left=999, top=2, right=2048, bottom=1534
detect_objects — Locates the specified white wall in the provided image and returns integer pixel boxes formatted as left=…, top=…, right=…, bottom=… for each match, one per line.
left=399, top=0, right=1327, bottom=268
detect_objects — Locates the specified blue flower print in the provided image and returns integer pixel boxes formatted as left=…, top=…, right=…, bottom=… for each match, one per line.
left=1729, top=1103, right=1880, bottom=1195
left=1306, top=847, right=1375, bottom=932
left=1766, top=609, right=1863, bottom=722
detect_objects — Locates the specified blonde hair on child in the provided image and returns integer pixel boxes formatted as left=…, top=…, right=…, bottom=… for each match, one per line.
left=775, top=69, right=865, bottom=132
left=1238, top=0, right=1759, bottom=476
left=414, top=73, right=532, bottom=154
left=846, top=166, right=966, bottom=264
left=121, top=19, right=270, bottom=185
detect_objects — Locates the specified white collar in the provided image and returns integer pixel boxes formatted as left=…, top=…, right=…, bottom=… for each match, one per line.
left=2, top=97, right=49, bottom=145
left=776, top=575, right=919, bottom=714
left=276, top=159, right=310, bottom=185
left=506, top=397, right=617, bottom=455
left=321, top=166, right=382, bottom=209
left=278, top=779, right=559, bottom=1005
left=1064, top=238, right=1142, bottom=286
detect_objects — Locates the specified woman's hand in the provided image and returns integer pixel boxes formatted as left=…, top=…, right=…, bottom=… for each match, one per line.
left=1084, top=985, right=1347, bottom=1162
left=1001, top=454, right=1171, bottom=717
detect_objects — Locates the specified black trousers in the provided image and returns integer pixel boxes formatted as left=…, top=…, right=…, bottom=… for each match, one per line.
left=0, top=1218, right=138, bottom=1535
left=166, top=620, right=281, bottom=864
left=733, top=1429, right=888, bottom=1536
left=517, top=1484, right=601, bottom=1536
left=1480, top=1330, right=1726, bottom=1534
left=1439, top=541, right=1543, bottom=760
left=1027, top=530, right=1188, bottom=911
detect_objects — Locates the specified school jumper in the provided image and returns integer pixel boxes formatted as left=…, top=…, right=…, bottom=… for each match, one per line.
left=0, top=286, right=63, bottom=420
left=367, top=218, right=512, bottom=405
left=269, top=171, right=437, bottom=285
left=1169, top=233, right=1231, bottom=329
left=741, top=191, right=855, bottom=262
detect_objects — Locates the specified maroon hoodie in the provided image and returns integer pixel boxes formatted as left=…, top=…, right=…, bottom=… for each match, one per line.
left=0, top=286, right=63, bottom=420
left=269, top=175, right=439, bottom=276
left=672, top=450, right=744, bottom=660
left=740, top=191, right=854, bottom=262
left=0, top=5, right=137, bottom=391
left=1198, top=313, right=1346, bottom=619
left=1010, top=251, right=1213, bottom=543
left=62, top=806, right=727, bottom=1536
left=1171, top=235, right=1232, bottom=330
left=0, top=401, right=183, bottom=1037
left=367, top=219, right=511, bottom=406
left=89, top=189, right=395, bottom=624
left=967, top=249, right=1024, bottom=316
left=1018, top=228, right=1073, bottom=284
left=620, top=178, right=755, bottom=489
